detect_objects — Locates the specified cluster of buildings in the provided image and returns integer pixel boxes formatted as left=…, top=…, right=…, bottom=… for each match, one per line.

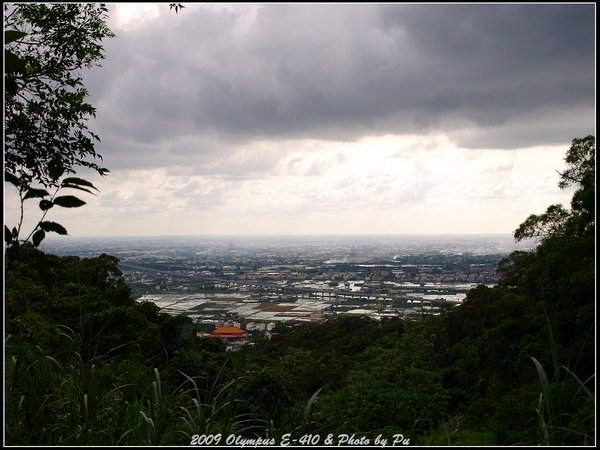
left=121, top=242, right=509, bottom=354
left=197, top=320, right=277, bottom=351
left=212, top=264, right=499, bottom=286
left=45, top=236, right=522, bottom=352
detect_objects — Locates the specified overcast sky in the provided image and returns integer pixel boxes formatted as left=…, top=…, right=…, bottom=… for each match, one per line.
left=5, top=3, right=596, bottom=237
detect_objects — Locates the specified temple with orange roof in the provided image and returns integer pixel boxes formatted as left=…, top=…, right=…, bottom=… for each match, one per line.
left=209, top=326, right=248, bottom=351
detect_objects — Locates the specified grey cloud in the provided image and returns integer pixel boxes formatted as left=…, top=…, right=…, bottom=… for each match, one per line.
left=172, top=179, right=231, bottom=210
left=482, top=161, right=515, bottom=175
left=284, top=153, right=346, bottom=177
left=327, top=170, right=435, bottom=211
left=449, top=106, right=595, bottom=149
left=85, top=3, right=595, bottom=172
left=197, top=151, right=282, bottom=180
left=94, top=133, right=238, bottom=173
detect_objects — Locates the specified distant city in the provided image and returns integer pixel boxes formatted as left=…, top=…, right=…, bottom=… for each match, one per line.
left=43, top=235, right=536, bottom=339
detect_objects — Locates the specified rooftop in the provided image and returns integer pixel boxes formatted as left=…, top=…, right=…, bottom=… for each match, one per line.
left=211, top=326, right=247, bottom=337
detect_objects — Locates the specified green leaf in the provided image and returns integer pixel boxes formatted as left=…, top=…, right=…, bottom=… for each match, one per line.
left=61, top=177, right=97, bottom=188
left=61, top=177, right=98, bottom=190
left=4, top=226, right=13, bottom=244
left=5, top=30, right=27, bottom=44
left=530, top=356, right=554, bottom=424
left=4, top=51, right=27, bottom=75
left=24, top=188, right=50, bottom=200
left=39, top=221, right=68, bottom=235
left=39, top=199, right=54, bottom=211
left=61, top=184, right=97, bottom=195
left=5, top=76, right=19, bottom=96
left=32, top=229, right=46, bottom=247
left=303, top=387, right=323, bottom=423
left=53, top=195, right=86, bottom=208
left=4, top=4, right=114, bottom=188
left=4, top=172, right=21, bottom=187
left=48, top=159, right=66, bottom=181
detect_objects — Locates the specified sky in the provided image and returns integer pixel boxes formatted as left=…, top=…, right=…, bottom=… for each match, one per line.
left=4, top=3, right=597, bottom=237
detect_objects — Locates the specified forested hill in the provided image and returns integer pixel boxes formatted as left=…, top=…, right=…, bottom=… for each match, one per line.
left=5, top=137, right=595, bottom=446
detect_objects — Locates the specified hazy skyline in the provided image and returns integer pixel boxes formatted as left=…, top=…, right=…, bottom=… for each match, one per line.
left=5, top=3, right=596, bottom=237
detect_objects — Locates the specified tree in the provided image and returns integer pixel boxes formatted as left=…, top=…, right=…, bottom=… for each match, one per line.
left=500, top=136, right=595, bottom=307
left=4, top=3, right=114, bottom=249
left=514, top=136, right=595, bottom=241
left=4, top=3, right=114, bottom=187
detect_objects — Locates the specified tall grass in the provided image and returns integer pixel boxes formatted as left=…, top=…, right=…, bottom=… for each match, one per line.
left=263, top=386, right=329, bottom=442
left=530, top=315, right=595, bottom=446
left=6, top=328, right=143, bottom=445
left=5, top=329, right=267, bottom=445
left=175, top=371, right=265, bottom=444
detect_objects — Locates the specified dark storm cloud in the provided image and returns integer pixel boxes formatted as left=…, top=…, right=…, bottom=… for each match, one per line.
left=86, top=3, right=595, bottom=169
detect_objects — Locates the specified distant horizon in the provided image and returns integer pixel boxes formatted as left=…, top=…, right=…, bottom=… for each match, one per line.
left=40, top=232, right=538, bottom=260
left=44, top=231, right=519, bottom=240
left=40, top=233, right=536, bottom=248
